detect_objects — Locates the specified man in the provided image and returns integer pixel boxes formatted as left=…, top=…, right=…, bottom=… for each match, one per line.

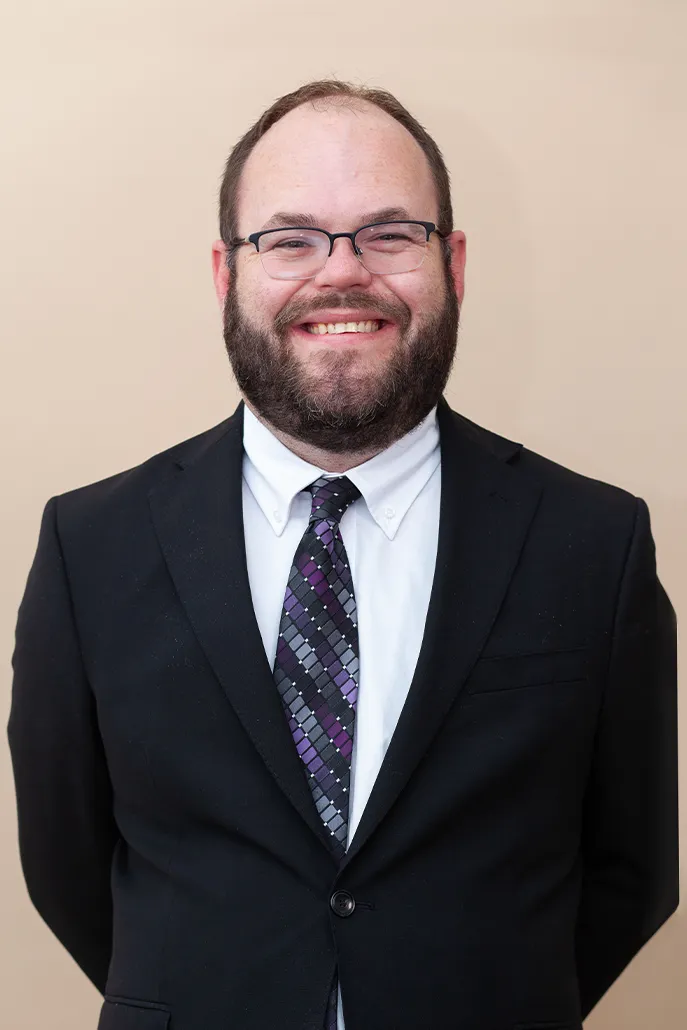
left=8, top=80, right=678, bottom=1030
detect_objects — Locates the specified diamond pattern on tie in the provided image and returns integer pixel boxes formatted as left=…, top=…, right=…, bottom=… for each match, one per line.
left=273, top=475, right=362, bottom=861
left=273, top=475, right=361, bottom=1030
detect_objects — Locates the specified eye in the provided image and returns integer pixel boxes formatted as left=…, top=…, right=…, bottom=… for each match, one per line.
left=364, top=231, right=415, bottom=251
left=271, top=238, right=314, bottom=250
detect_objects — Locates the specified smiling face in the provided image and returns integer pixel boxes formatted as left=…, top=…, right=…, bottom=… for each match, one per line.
left=212, top=99, right=466, bottom=453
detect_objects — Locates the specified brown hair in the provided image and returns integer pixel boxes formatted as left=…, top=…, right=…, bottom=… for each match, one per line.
left=218, top=79, right=453, bottom=263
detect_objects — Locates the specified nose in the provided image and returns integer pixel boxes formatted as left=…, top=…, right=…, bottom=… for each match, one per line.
left=312, top=237, right=373, bottom=290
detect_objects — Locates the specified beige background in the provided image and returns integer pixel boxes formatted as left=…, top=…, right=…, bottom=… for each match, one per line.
left=1, top=1, right=685, bottom=1027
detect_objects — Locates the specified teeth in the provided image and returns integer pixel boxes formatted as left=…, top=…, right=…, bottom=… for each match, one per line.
left=305, top=320, right=381, bottom=335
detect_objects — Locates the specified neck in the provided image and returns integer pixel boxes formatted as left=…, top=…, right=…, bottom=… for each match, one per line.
left=244, top=400, right=387, bottom=473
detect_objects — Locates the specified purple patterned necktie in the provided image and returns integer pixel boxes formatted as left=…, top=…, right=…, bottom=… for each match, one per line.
left=273, top=474, right=362, bottom=1030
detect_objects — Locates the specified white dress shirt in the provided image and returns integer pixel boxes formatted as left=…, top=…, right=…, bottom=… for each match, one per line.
left=241, top=402, right=442, bottom=1030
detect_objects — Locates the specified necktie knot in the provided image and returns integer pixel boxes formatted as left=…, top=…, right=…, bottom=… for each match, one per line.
left=308, top=475, right=361, bottom=525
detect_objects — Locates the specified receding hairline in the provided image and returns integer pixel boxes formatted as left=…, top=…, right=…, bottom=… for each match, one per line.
left=239, top=95, right=437, bottom=199
left=219, top=79, right=454, bottom=261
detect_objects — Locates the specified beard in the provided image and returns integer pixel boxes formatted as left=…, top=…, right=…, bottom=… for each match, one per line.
left=222, top=265, right=459, bottom=454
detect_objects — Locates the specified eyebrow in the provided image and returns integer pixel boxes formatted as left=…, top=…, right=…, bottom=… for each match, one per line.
left=259, top=206, right=415, bottom=231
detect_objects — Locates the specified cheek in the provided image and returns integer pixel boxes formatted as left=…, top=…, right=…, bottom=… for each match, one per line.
left=241, top=272, right=302, bottom=326
left=384, top=270, right=446, bottom=324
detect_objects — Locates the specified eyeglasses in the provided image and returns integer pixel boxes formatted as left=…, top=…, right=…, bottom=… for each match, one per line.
left=229, top=220, right=440, bottom=280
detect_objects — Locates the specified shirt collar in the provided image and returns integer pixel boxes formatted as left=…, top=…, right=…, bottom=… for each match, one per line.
left=242, top=402, right=440, bottom=541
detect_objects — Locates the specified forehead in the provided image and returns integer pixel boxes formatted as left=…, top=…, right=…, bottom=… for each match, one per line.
left=237, top=100, right=438, bottom=231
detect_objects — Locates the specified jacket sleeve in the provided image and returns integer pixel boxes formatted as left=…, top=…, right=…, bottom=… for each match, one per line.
left=575, top=495, right=679, bottom=1019
left=7, top=495, right=119, bottom=994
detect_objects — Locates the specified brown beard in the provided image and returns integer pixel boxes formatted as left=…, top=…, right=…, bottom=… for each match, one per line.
left=222, top=265, right=459, bottom=453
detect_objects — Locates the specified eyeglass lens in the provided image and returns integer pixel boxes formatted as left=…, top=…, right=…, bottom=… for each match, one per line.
left=256, top=222, right=430, bottom=279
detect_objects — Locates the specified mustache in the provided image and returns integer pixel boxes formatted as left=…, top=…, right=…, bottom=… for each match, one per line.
left=273, top=291, right=412, bottom=336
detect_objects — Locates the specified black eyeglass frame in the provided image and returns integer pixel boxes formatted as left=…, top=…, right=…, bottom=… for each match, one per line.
left=228, top=219, right=441, bottom=264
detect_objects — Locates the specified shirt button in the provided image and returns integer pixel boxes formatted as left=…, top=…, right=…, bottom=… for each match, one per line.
left=273, top=510, right=282, bottom=523
left=330, top=890, right=356, bottom=918
left=384, top=507, right=395, bottom=520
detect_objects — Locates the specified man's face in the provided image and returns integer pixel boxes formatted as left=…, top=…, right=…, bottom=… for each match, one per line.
left=212, top=101, right=466, bottom=453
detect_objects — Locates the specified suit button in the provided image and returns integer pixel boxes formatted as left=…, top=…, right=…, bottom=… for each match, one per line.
left=330, top=890, right=356, bottom=917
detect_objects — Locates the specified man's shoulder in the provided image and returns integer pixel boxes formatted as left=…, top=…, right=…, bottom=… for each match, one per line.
left=50, top=413, right=237, bottom=521
left=450, top=408, right=639, bottom=522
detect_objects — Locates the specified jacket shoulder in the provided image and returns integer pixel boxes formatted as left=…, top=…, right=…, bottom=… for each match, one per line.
left=453, top=409, right=639, bottom=518
left=50, top=414, right=236, bottom=516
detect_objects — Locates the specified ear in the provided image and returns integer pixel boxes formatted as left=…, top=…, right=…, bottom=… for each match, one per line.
left=445, top=229, right=466, bottom=308
left=212, top=240, right=231, bottom=306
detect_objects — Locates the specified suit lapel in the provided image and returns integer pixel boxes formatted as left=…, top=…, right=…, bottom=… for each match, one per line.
left=148, top=401, right=337, bottom=854
left=341, top=398, right=542, bottom=866
left=148, top=397, right=543, bottom=863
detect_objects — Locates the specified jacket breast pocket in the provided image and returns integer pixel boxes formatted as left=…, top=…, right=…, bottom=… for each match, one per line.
left=98, top=997, right=171, bottom=1030
left=465, top=647, right=590, bottom=695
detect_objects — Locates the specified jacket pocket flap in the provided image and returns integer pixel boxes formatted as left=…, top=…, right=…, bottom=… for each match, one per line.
left=514, top=1022, right=582, bottom=1029
left=98, top=998, right=171, bottom=1030
left=466, top=647, right=590, bottom=694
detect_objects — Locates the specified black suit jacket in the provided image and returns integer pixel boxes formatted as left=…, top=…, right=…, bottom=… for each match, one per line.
left=8, top=397, right=679, bottom=1030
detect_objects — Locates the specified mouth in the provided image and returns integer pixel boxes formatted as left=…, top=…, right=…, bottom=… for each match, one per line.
left=303, top=318, right=383, bottom=336
left=291, top=318, right=393, bottom=342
